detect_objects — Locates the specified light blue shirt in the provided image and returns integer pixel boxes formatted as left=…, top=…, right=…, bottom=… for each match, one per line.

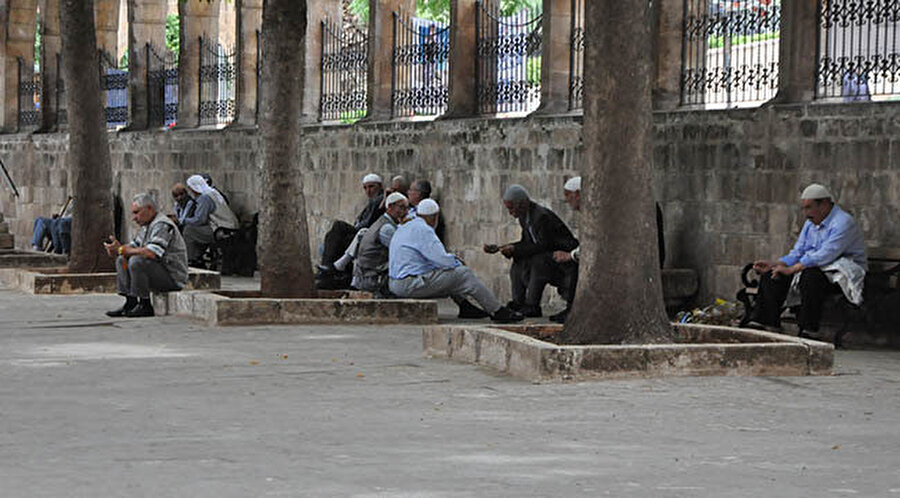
left=780, top=205, right=867, bottom=270
left=389, top=217, right=460, bottom=279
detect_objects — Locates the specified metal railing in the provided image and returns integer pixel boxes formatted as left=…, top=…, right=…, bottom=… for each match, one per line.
left=475, top=1, right=543, bottom=116
left=99, top=50, right=128, bottom=128
left=569, top=0, right=584, bottom=110
left=681, top=0, right=782, bottom=108
left=391, top=12, right=450, bottom=118
left=146, top=43, right=178, bottom=128
left=816, top=0, right=900, bottom=101
left=199, top=37, right=236, bottom=126
left=320, top=19, right=368, bottom=122
left=17, top=57, right=41, bottom=129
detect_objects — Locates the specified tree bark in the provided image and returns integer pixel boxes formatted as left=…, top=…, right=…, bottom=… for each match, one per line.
left=558, top=0, right=673, bottom=345
left=59, top=0, right=115, bottom=272
left=258, top=0, right=316, bottom=297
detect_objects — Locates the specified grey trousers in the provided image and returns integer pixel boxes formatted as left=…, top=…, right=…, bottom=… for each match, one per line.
left=511, top=253, right=578, bottom=307
left=116, top=255, right=179, bottom=299
left=183, top=224, right=214, bottom=261
left=389, top=266, right=502, bottom=314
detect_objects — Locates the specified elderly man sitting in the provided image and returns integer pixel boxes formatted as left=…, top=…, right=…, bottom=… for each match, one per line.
left=103, top=193, right=189, bottom=318
left=389, top=199, right=523, bottom=323
left=484, top=184, right=579, bottom=318
left=182, top=174, right=240, bottom=265
left=353, top=192, right=409, bottom=296
left=746, top=183, right=867, bottom=339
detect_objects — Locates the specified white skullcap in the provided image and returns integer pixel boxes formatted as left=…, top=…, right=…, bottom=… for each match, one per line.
left=417, top=199, right=440, bottom=216
left=801, top=183, right=832, bottom=200
left=503, top=184, right=530, bottom=202
left=385, top=192, right=407, bottom=206
left=564, top=176, right=582, bottom=192
left=362, top=173, right=383, bottom=185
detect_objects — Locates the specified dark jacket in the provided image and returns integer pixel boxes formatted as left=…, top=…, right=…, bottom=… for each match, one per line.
left=512, top=201, right=578, bottom=260
left=355, top=192, right=385, bottom=231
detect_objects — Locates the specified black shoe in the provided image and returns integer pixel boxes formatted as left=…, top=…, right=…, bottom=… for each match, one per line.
left=457, top=299, right=490, bottom=319
left=745, top=320, right=782, bottom=333
left=520, top=305, right=542, bottom=318
left=798, top=329, right=823, bottom=340
left=549, top=308, right=569, bottom=324
left=491, top=306, right=524, bottom=323
left=106, top=298, right=137, bottom=317
left=506, top=300, right=524, bottom=312
left=124, top=301, right=155, bottom=318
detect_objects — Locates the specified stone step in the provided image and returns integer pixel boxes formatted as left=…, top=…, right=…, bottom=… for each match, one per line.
left=0, top=233, right=13, bottom=250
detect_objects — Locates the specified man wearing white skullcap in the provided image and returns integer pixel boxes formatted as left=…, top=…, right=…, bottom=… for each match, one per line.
left=747, top=182, right=867, bottom=339
left=546, top=176, right=584, bottom=323
left=352, top=192, right=409, bottom=295
left=182, top=174, right=240, bottom=264
left=389, top=199, right=524, bottom=323
left=316, top=173, right=385, bottom=289
left=484, top=184, right=578, bottom=318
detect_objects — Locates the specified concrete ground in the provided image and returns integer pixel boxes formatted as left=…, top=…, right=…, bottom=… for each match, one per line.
left=1, top=278, right=899, bottom=497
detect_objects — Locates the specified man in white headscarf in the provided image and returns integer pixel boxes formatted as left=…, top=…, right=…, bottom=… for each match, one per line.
left=182, top=174, right=240, bottom=264
left=746, top=183, right=867, bottom=339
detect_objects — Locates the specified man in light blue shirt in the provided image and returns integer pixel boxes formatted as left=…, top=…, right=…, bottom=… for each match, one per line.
left=747, top=183, right=867, bottom=337
left=389, top=199, right=523, bottom=323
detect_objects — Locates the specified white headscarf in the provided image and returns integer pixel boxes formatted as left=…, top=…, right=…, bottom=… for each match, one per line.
left=187, top=174, right=226, bottom=206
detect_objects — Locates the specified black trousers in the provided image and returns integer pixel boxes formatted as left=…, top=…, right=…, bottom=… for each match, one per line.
left=321, top=220, right=357, bottom=267
left=750, top=267, right=842, bottom=332
left=510, top=253, right=578, bottom=308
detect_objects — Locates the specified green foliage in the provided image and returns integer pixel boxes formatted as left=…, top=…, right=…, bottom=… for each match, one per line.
left=526, top=55, right=541, bottom=86
left=708, top=31, right=779, bottom=49
left=340, top=109, right=366, bottom=124
left=348, top=0, right=541, bottom=25
left=34, top=12, right=42, bottom=71
left=119, top=49, right=129, bottom=69
left=166, top=13, right=180, bottom=60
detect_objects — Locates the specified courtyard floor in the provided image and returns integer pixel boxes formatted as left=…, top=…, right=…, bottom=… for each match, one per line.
left=1, top=278, right=899, bottom=497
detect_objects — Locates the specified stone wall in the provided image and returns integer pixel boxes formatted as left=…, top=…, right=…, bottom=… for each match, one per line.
left=1, top=102, right=899, bottom=304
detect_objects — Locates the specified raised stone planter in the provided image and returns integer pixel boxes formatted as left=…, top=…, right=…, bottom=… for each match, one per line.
left=0, top=250, right=67, bottom=268
left=423, top=323, right=833, bottom=382
left=0, top=267, right=220, bottom=294
left=154, top=289, right=439, bottom=326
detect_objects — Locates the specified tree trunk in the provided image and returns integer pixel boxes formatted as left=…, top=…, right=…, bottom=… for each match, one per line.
left=59, top=0, right=115, bottom=273
left=558, top=0, right=673, bottom=345
left=258, top=0, right=316, bottom=297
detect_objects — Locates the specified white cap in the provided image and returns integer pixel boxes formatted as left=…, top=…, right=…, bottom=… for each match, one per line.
left=417, top=199, right=440, bottom=216
left=564, top=176, right=582, bottom=192
left=362, top=173, right=383, bottom=185
left=385, top=192, right=407, bottom=206
left=801, top=183, right=832, bottom=200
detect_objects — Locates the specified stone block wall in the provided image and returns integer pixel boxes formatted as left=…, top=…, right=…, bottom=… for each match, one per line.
left=1, top=102, right=899, bottom=305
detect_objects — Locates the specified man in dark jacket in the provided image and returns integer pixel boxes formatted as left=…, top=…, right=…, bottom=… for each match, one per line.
left=484, top=184, right=579, bottom=317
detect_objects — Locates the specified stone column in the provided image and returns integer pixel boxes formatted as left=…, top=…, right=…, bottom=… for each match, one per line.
left=126, top=0, right=167, bottom=130
left=177, top=0, right=221, bottom=128
left=95, top=0, right=122, bottom=55
left=773, top=0, right=817, bottom=103
left=651, top=0, right=684, bottom=111
left=2, top=0, right=38, bottom=132
left=444, top=0, right=477, bottom=118
left=300, top=0, right=342, bottom=124
left=233, top=0, right=262, bottom=126
left=365, top=0, right=414, bottom=121
left=40, top=0, right=62, bottom=131
left=535, top=0, right=571, bottom=115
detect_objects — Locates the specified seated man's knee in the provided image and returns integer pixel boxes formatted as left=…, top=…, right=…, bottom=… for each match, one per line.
left=799, top=267, right=826, bottom=290
left=128, top=256, right=152, bottom=272
left=116, top=255, right=126, bottom=269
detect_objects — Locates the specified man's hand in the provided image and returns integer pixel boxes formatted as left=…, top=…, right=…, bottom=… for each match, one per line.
left=483, top=244, right=499, bottom=254
left=103, top=235, right=122, bottom=258
left=774, top=262, right=803, bottom=276
left=553, top=250, right=573, bottom=263
left=752, top=260, right=775, bottom=274
left=499, top=244, right=515, bottom=258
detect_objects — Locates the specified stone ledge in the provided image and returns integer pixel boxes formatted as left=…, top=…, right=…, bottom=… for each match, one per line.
left=0, top=250, right=68, bottom=268
left=153, top=290, right=439, bottom=326
left=422, top=323, right=833, bottom=382
left=0, top=267, right=220, bottom=294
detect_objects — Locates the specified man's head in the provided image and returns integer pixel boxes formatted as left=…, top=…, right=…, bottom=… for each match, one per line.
left=171, top=183, right=188, bottom=206
left=390, top=175, right=410, bottom=196
left=563, top=176, right=581, bottom=211
left=131, top=193, right=158, bottom=226
left=408, top=179, right=432, bottom=207
left=385, top=192, right=409, bottom=222
left=417, top=199, right=440, bottom=228
left=362, top=173, right=383, bottom=199
left=502, top=184, right=531, bottom=219
left=800, top=183, right=834, bottom=225
left=186, top=174, right=208, bottom=197
left=201, top=173, right=214, bottom=187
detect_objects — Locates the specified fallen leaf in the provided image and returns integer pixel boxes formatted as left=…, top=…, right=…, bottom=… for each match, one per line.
left=249, top=360, right=259, bottom=366
left=831, top=445, right=841, bottom=450
left=357, top=372, right=365, bottom=378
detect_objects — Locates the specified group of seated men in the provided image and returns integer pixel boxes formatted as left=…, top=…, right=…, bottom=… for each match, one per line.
left=168, top=174, right=240, bottom=267
left=315, top=173, right=589, bottom=324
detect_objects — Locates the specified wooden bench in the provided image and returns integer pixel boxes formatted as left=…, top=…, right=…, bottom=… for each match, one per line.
left=736, top=247, right=900, bottom=347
